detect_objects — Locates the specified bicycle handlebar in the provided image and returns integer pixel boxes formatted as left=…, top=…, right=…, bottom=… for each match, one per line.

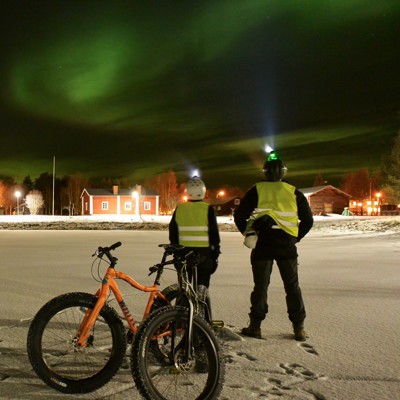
left=93, top=241, right=122, bottom=264
left=148, top=258, right=176, bottom=276
left=158, top=243, right=196, bottom=261
left=147, top=244, right=198, bottom=276
left=93, top=241, right=198, bottom=274
left=108, top=241, right=122, bottom=251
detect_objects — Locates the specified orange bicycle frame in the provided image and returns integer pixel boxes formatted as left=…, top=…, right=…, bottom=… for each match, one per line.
left=76, top=265, right=168, bottom=347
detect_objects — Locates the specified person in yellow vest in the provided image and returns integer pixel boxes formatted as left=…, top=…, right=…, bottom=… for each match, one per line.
left=169, top=176, right=221, bottom=292
left=234, top=151, right=313, bottom=341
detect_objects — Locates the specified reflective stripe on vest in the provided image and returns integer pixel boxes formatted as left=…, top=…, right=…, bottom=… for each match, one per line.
left=175, top=201, right=210, bottom=247
left=250, top=182, right=299, bottom=237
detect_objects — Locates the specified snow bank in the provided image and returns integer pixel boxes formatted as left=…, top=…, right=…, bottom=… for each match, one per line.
left=1, top=214, right=399, bottom=235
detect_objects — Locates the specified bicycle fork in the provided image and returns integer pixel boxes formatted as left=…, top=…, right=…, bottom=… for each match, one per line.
left=75, top=297, right=106, bottom=348
left=74, top=277, right=113, bottom=348
left=183, top=298, right=195, bottom=362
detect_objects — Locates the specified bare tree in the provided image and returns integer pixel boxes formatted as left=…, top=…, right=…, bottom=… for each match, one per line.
left=313, top=174, right=327, bottom=186
left=34, top=172, right=53, bottom=214
left=0, top=181, right=10, bottom=214
left=60, top=173, right=89, bottom=215
left=144, top=170, right=179, bottom=214
left=0, top=178, right=17, bottom=215
left=206, top=185, right=244, bottom=201
left=25, top=190, right=45, bottom=215
left=340, top=168, right=379, bottom=199
left=381, top=131, right=400, bottom=203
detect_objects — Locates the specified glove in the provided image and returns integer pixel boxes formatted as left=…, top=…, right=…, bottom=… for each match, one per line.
left=211, top=247, right=221, bottom=259
left=211, top=258, right=219, bottom=274
left=253, top=215, right=275, bottom=232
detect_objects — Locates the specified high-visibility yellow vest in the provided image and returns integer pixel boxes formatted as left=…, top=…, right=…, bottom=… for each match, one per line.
left=175, top=202, right=210, bottom=247
left=246, top=182, right=299, bottom=237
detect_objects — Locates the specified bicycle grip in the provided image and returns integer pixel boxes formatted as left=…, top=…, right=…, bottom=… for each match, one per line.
left=110, top=241, right=122, bottom=250
left=148, top=265, right=159, bottom=275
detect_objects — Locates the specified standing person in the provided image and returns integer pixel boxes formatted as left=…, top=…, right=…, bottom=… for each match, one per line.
left=169, top=176, right=221, bottom=297
left=234, top=151, right=313, bottom=341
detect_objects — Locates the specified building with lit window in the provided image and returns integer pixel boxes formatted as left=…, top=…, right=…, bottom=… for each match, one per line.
left=299, top=185, right=352, bottom=215
left=80, top=185, right=159, bottom=216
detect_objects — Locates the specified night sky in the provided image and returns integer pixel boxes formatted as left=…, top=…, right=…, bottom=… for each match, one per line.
left=1, top=1, right=399, bottom=190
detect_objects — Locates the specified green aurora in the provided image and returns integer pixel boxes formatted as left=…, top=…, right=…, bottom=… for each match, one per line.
left=0, top=1, right=398, bottom=189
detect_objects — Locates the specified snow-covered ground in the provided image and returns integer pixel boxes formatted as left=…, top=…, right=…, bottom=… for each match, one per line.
left=1, top=213, right=400, bottom=235
left=0, top=215, right=399, bottom=399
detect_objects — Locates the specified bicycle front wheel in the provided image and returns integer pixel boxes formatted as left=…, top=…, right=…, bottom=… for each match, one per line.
left=131, top=306, right=224, bottom=400
left=27, top=292, right=126, bottom=394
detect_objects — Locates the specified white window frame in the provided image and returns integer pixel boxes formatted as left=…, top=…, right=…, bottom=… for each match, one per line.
left=124, top=201, right=132, bottom=211
left=102, top=201, right=109, bottom=210
left=144, top=201, right=151, bottom=211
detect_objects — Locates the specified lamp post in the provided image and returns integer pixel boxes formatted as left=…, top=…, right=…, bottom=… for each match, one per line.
left=376, top=192, right=381, bottom=216
left=367, top=200, right=372, bottom=216
left=215, top=190, right=225, bottom=216
left=15, top=191, right=21, bottom=215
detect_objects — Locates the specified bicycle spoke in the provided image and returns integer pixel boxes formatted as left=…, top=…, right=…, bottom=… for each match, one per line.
left=132, top=307, right=224, bottom=400
left=27, top=292, right=126, bottom=393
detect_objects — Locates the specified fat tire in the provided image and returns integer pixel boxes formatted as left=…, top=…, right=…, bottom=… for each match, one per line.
left=154, top=284, right=213, bottom=324
left=204, top=292, right=213, bottom=323
left=27, top=292, right=126, bottom=394
left=150, top=283, right=180, bottom=314
left=147, top=284, right=180, bottom=364
left=131, top=306, right=224, bottom=400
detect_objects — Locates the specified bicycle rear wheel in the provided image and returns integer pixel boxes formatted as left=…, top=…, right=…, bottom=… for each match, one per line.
left=131, top=306, right=224, bottom=400
left=27, top=292, right=126, bottom=393
left=150, top=283, right=180, bottom=314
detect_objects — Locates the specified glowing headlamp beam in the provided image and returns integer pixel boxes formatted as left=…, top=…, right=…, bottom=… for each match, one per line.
left=191, top=169, right=200, bottom=178
left=264, top=145, right=273, bottom=154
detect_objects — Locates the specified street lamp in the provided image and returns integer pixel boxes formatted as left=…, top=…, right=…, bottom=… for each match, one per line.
left=15, top=191, right=21, bottom=216
left=216, top=190, right=225, bottom=199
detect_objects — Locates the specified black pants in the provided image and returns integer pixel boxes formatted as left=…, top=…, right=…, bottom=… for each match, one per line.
left=249, top=253, right=306, bottom=325
left=187, top=253, right=213, bottom=288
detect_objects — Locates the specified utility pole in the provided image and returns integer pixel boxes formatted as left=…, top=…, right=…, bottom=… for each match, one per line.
left=52, top=156, right=55, bottom=215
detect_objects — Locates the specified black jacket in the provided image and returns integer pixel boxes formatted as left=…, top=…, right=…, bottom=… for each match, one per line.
left=169, top=201, right=221, bottom=259
left=234, top=182, right=313, bottom=259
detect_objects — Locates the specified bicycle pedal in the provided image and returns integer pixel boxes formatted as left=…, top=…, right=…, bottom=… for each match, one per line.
left=211, top=320, right=224, bottom=331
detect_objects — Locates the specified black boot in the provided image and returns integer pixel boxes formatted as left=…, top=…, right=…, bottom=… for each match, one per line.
left=241, top=319, right=262, bottom=339
left=293, top=323, right=307, bottom=341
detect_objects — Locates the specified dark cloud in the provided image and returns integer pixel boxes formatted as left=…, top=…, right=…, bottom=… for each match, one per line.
left=0, top=0, right=399, bottom=189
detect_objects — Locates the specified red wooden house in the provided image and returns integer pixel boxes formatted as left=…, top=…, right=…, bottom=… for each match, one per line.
left=210, top=196, right=241, bottom=216
left=80, top=185, right=159, bottom=216
left=299, top=185, right=351, bottom=215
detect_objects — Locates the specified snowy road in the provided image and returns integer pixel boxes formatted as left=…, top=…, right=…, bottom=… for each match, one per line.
left=0, top=230, right=399, bottom=399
